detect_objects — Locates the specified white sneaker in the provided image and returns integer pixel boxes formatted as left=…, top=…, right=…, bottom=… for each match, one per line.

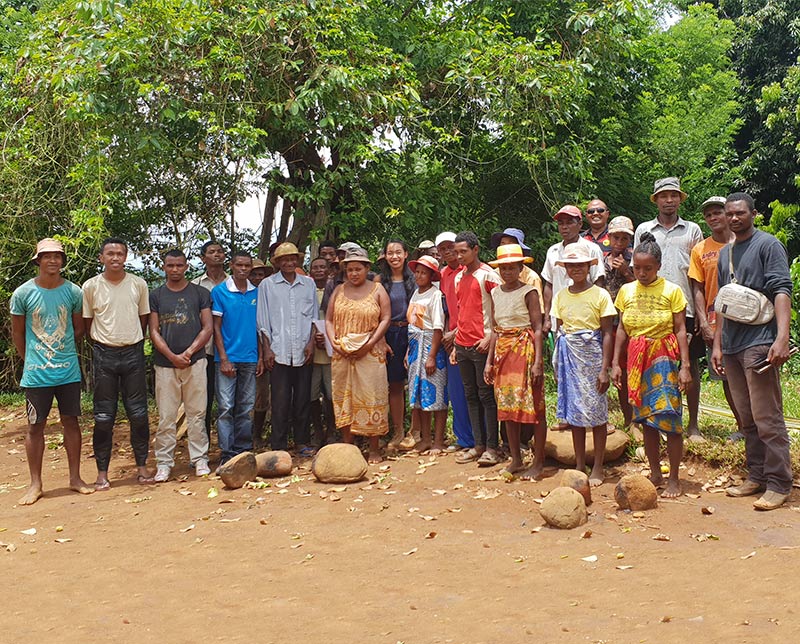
left=195, top=460, right=211, bottom=477
left=154, top=465, right=171, bottom=483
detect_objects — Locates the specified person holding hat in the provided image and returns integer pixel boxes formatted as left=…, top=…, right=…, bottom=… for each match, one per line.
left=483, top=244, right=544, bottom=475
left=405, top=255, right=449, bottom=454
left=634, top=177, right=704, bottom=441
left=581, top=199, right=612, bottom=254
left=325, top=247, right=391, bottom=463
left=551, top=243, right=617, bottom=486
left=688, top=196, right=742, bottom=441
left=258, top=242, right=317, bottom=455
left=10, top=238, right=93, bottom=504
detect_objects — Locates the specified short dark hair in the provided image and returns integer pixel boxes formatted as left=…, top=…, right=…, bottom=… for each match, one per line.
left=311, top=256, right=329, bottom=267
left=231, top=250, right=252, bottom=262
left=164, top=249, right=186, bottom=261
left=726, top=192, right=755, bottom=211
left=455, top=231, right=479, bottom=249
left=100, top=237, right=127, bottom=253
left=634, top=231, right=662, bottom=263
left=200, top=240, right=224, bottom=257
left=319, top=240, right=337, bottom=252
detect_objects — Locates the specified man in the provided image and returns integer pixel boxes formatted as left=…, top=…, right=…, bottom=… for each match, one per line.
left=634, top=177, right=704, bottom=440
left=211, top=251, right=262, bottom=465
left=149, top=249, right=214, bottom=481
left=10, top=238, right=93, bottom=505
left=451, top=231, right=502, bottom=466
left=436, top=231, right=473, bottom=451
left=192, top=241, right=227, bottom=437
left=712, top=192, right=793, bottom=511
left=248, top=258, right=271, bottom=449
left=258, top=243, right=317, bottom=454
left=309, top=256, right=335, bottom=448
left=318, top=240, right=338, bottom=266
left=83, top=237, right=152, bottom=489
left=581, top=198, right=612, bottom=254
left=688, top=196, right=742, bottom=440
left=542, top=205, right=605, bottom=334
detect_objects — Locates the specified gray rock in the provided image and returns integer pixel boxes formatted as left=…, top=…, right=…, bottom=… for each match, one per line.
left=560, top=469, right=592, bottom=506
left=255, top=450, right=293, bottom=478
left=544, top=428, right=629, bottom=465
left=218, top=451, right=257, bottom=489
left=615, top=474, right=658, bottom=510
left=312, top=443, right=368, bottom=484
left=539, top=486, right=588, bottom=529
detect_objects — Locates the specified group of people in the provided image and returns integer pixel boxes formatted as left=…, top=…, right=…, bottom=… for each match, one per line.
left=10, top=177, right=794, bottom=511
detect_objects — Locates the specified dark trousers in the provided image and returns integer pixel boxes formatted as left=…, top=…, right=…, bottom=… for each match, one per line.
left=270, top=363, right=312, bottom=450
left=724, top=344, right=793, bottom=494
left=92, top=341, right=150, bottom=471
left=456, top=344, right=499, bottom=449
left=205, top=354, right=216, bottom=437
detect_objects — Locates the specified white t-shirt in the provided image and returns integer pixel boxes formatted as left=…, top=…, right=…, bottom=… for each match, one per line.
left=83, top=273, right=149, bottom=346
left=406, top=286, right=445, bottom=332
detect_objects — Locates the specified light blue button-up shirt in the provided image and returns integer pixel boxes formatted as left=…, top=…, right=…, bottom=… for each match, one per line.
left=257, top=271, right=318, bottom=367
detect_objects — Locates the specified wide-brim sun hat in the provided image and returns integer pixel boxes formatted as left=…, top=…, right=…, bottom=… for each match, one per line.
left=338, top=242, right=361, bottom=253
left=650, top=177, right=688, bottom=203
left=31, top=237, right=67, bottom=263
left=490, top=227, right=530, bottom=251
left=607, top=216, right=635, bottom=236
left=251, top=258, right=267, bottom=269
left=701, top=195, right=727, bottom=212
left=488, top=243, right=533, bottom=267
left=434, top=232, right=456, bottom=246
left=408, top=255, right=441, bottom=281
left=271, top=242, right=303, bottom=265
left=341, top=247, right=372, bottom=265
left=555, top=242, right=598, bottom=267
left=553, top=205, right=582, bottom=220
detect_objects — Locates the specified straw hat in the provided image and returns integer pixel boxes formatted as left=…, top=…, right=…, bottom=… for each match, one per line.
left=31, top=238, right=67, bottom=263
left=271, top=242, right=303, bottom=264
left=408, top=255, right=441, bottom=281
left=488, top=244, right=533, bottom=267
left=555, top=242, right=598, bottom=267
left=251, top=258, right=267, bottom=269
left=650, top=177, right=688, bottom=203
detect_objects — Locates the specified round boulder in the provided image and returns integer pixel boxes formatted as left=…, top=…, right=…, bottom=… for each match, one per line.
left=218, top=451, right=258, bottom=489
left=312, top=443, right=368, bottom=484
left=614, top=474, right=658, bottom=511
left=560, top=469, right=591, bottom=506
left=544, top=429, right=629, bottom=465
left=256, top=450, right=293, bottom=478
left=539, top=486, right=588, bottom=530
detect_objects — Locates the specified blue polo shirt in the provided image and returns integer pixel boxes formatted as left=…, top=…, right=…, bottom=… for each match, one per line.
left=211, top=277, right=259, bottom=363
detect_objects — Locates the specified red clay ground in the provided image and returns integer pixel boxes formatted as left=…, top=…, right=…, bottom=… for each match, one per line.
left=1, top=407, right=799, bottom=644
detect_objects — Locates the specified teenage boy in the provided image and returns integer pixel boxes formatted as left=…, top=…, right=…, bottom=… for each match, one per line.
left=309, top=256, right=335, bottom=448
left=149, top=249, right=213, bottom=481
left=11, top=238, right=93, bottom=504
left=211, top=251, right=262, bottom=465
left=258, top=242, right=317, bottom=454
left=83, top=237, right=152, bottom=489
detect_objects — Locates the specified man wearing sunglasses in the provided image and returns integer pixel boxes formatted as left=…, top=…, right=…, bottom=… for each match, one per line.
left=581, top=199, right=612, bottom=255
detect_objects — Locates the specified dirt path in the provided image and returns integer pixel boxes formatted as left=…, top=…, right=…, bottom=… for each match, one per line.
left=1, top=408, right=799, bottom=643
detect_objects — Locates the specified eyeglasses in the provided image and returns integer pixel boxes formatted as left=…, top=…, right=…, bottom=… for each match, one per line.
left=586, top=208, right=607, bottom=214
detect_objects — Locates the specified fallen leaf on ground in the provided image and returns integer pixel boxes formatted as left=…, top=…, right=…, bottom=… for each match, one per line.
left=319, top=491, right=329, bottom=499
left=54, top=538, right=72, bottom=544
left=530, top=527, right=542, bottom=534
left=462, top=529, right=473, bottom=534
left=218, top=498, right=235, bottom=504
left=701, top=506, right=715, bottom=515
left=290, top=543, right=303, bottom=549
left=207, top=487, right=219, bottom=499
left=403, top=548, right=418, bottom=556
left=685, top=493, right=701, bottom=499
left=219, top=517, right=241, bottom=523
left=178, top=489, right=194, bottom=496
left=328, top=486, right=347, bottom=493
left=275, top=482, right=291, bottom=489
left=447, top=507, right=462, bottom=513
left=580, top=530, right=592, bottom=539
left=420, top=515, right=436, bottom=521
left=259, top=518, right=269, bottom=525
left=432, top=489, right=447, bottom=495
left=124, top=496, right=151, bottom=504
left=424, top=532, right=437, bottom=539
left=741, top=551, right=756, bottom=559
left=329, top=494, right=341, bottom=502
left=452, top=483, right=464, bottom=490
left=652, top=533, right=671, bottom=542
left=297, top=488, right=311, bottom=497
left=179, top=524, right=195, bottom=533
left=616, top=565, right=634, bottom=570
left=473, top=487, right=502, bottom=500
left=0, top=542, right=16, bottom=552
left=20, top=528, right=36, bottom=536
left=581, top=555, right=598, bottom=563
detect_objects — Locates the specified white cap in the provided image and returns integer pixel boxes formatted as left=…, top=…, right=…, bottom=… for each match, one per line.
left=435, top=232, right=457, bottom=246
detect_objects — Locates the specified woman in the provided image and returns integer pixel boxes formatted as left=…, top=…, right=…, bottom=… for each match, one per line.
left=325, top=247, right=391, bottom=463
left=375, top=239, right=417, bottom=452
left=611, top=232, right=692, bottom=498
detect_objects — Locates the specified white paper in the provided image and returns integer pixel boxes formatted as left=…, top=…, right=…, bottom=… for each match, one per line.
left=313, top=319, right=333, bottom=357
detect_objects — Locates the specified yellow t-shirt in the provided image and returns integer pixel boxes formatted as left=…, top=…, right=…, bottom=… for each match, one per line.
left=614, top=277, right=687, bottom=339
left=552, top=284, right=616, bottom=333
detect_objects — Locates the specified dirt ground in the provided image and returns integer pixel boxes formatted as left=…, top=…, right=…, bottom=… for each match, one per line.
left=1, top=407, right=799, bottom=644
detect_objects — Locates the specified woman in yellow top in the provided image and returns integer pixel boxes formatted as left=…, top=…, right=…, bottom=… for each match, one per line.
left=611, top=232, right=692, bottom=498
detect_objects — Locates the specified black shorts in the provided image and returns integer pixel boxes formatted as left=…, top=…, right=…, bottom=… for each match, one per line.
left=685, top=317, right=706, bottom=361
left=25, top=382, right=81, bottom=425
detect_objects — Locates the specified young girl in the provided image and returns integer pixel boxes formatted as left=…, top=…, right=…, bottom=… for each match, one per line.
left=484, top=244, right=544, bottom=475
left=405, top=255, right=449, bottom=454
left=611, top=232, right=692, bottom=498
left=552, top=243, right=616, bottom=486
left=375, top=239, right=416, bottom=452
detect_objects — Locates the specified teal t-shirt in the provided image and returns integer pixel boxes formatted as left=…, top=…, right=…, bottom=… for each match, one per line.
left=9, top=279, right=83, bottom=388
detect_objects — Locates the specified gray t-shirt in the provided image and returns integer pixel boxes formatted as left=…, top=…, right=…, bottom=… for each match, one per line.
left=149, top=283, right=211, bottom=367
left=717, top=230, right=792, bottom=355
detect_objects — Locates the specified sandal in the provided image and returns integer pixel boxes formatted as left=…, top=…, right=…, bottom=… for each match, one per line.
left=477, top=450, right=502, bottom=467
left=455, top=448, right=482, bottom=464
left=137, top=474, right=155, bottom=485
left=298, top=446, right=316, bottom=457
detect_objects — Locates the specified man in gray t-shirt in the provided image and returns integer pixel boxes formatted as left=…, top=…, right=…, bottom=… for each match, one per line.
left=149, top=249, right=214, bottom=481
left=712, top=193, right=793, bottom=511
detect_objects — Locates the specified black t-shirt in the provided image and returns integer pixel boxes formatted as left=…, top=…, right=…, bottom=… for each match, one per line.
left=149, top=283, right=211, bottom=367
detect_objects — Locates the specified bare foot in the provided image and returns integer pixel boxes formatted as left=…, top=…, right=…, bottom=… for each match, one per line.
left=18, top=484, right=43, bottom=505
left=427, top=447, right=443, bottom=456
left=520, top=463, right=544, bottom=481
left=414, top=441, right=432, bottom=454
left=661, top=480, right=681, bottom=498
left=503, top=460, right=526, bottom=475
left=94, top=477, right=111, bottom=491
left=648, top=473, right=665, bottom=488
left=589, top=468, right=604, bottom=487
left=69, top=479, right=94, bottom=495
left=368, top=450, right=383, bottom=464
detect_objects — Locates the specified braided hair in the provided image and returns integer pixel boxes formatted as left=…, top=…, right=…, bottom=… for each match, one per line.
left=634, top=231, right=662, bottom=264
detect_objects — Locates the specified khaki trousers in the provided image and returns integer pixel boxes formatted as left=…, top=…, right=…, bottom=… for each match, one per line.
left=155, top=360, right=209, bottom=467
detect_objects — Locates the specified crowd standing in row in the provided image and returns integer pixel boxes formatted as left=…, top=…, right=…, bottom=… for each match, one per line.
left=10, top=178, right=794, bottom=511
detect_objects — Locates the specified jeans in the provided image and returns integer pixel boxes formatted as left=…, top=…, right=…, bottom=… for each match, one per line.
left=215, top=362, right=257, bottom=464
left=154, top=361, right=209, bottom=468
left=92, top=341, right=150, bottom=471
left=447, top=361, right=474, bottom=448
left=270, top=363, right=312, bottom=450
left=724, top=344, right=793, bottom=494
left=456, top=344, right=498, bottom=449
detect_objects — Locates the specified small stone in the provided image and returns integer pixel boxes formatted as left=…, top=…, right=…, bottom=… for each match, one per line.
left=218, top=452, right=258, bottom=489
left=539, top=486, right=588, bottom=530
left=312, top=443, right=368, bottom=484
left=544, top=429, right=629, bottom=465
left=614, top=474, right=658, bottom=511
left=255, top=450, right=293, bottom=478
left=560, top=469, right=591, bottom=506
